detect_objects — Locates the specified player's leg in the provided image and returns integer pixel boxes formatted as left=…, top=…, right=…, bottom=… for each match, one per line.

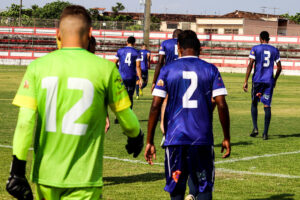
left=135, top=78, right=140, bottom=99
left=164, top=146, right=188, bottom=200
left=261, top=84, right=274, bottom=140
left=186, top=145, right=214, bottom=200
left=141, top=70, right=148, bottom=90
left=250, top=83, right=260, bottom=137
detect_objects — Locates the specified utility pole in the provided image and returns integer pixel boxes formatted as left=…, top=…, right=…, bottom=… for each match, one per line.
left=143, top=0, right=151, bottom=49
left=19, top=0, right=22, bottom=26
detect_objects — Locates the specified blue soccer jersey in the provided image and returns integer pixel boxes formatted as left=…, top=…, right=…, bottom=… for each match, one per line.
left=159, top=39, right=178, bottom=65
left=139, top=49, right=151, bottom=72
left=249, top=44, right=280, bottom=84
left=152, top=56, right=227, bottom=146
left=116, top=46, right=141, bottom=81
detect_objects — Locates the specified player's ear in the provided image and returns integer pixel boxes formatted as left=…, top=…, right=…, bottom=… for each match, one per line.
left=56, top=29, right=61, bottom=41
left=177, top=43, right=182, bottom=57
left=88, top=27, right=92, bottom=38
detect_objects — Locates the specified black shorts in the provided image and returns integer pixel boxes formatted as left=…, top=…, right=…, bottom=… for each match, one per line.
left=123, top=79, right=136, bottom=97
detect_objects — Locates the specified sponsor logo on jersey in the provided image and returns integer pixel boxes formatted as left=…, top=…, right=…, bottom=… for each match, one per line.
left=172, top=170, right=181, bottom=183
left=115, top=76, right=124, bottom=90
left=157, top=79, right=164, bottom=87
left=24, top=80, right=29, bottom=89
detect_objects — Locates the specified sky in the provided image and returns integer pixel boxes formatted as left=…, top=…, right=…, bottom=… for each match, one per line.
left=0, top=0, right=299, bottom=16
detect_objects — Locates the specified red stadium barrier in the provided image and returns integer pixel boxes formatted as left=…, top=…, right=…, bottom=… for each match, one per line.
left=1, top=26, right=300, bottom=44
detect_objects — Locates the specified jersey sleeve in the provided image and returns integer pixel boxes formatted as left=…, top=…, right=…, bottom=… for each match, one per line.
left=114, top=49, right=120, bottom=60
left=152, top=68, right=167, bottom=98
left=108, top=66, right=131, bottom=112
left=12, top=64, right=37, bottom=110
left=159, top=41, right=166, bottom=55
left=249, top=47, right=256, bottom=60
left=275, top=48, right=280, bottom=63
left=212, top=67, right=228, bottom=98
left=136, top=50, right=142, bottom=62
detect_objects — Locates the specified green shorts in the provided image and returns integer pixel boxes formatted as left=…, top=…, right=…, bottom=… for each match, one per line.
left=36, top=184, right=102, bottom=200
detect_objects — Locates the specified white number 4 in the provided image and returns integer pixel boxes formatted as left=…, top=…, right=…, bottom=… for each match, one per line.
left=125, top=53, right=132, bottom=66
left=182, top=71, right=198, bottom=108
left=42, top=77, right=94, bottom=136
left=264, top=50, right=271, bottom=67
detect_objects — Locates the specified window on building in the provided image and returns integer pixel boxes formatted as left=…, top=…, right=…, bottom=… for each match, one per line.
left=204, top=29, right=218, bottom=34
left=167, top=23, right=178, bottom=29
left=224, top=29, right=239, bottom=34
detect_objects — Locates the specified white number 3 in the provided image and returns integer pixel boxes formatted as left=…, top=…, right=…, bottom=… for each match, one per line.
left=264, top=50, right=271, bottom=67
left=42, top=77, right=94, bottom=136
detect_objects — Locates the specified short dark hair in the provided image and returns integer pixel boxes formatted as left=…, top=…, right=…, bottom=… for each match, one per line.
left=178, top=30, right=201, bottom=55
left=260, top=31, right=270, bottom=42
left=127, top=36, right=136, bottom=45
left=60, top=5, right=92, bottom=28
left=173, top=29, right=183, bottom=39
left=88, top=36, right=96, bottom=53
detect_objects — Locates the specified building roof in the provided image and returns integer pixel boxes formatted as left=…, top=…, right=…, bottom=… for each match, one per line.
left=222, top=10, right=280, bottom=20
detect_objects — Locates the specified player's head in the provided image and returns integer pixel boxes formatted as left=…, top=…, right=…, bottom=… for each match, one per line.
left=141, top=43, right=147, bottom=49
left=260, top=31, right=270, bottom=43
left=127, top=36, right=136, bottom=46
left=57, top=5, right=92, bottom=49
left=178, top=30, right=201, bottom=56
left=173, top=29, right=183, bottom=39
left=87, top=36, right=96, bottom=53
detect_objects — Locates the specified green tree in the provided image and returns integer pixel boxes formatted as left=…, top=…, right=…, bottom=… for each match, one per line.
left=112, top=2, right=125, bottom=16
left=37, top=0, right=71, bottom=19
left=281, top=13, right=300, bottom=24
left=0, top=4, right=21, bottom=17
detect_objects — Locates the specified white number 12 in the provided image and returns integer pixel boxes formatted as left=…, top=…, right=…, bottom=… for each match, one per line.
left=42, top=77, right=94, bottom=136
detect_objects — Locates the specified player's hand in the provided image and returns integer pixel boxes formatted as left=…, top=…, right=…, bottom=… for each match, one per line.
left=151, top=83, right=155, bottom=93
left=144, top=143, right=156, bottom=165
left=105, top=116, right=110, bottom=133
left=139, top=79, right=143, bottom=88
left=125, top=130, right=144, bottom=158
left=221, top=139, right=231, bottom=158
left=6, top=156, right=33, bottom=200
left=243, top=82, right=248, bottom=92
left=6, top=175, right=33, bottom=200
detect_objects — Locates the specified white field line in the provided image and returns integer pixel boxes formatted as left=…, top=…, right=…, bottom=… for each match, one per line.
left=1, top=144, right=299, bottom=179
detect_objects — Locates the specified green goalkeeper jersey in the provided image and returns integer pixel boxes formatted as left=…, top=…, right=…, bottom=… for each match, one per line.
left=13, top=48, right=131, bottom=187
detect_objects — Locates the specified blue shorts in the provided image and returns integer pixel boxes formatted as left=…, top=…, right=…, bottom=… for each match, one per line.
left=136, top=71, right=148, bottom=89
left=164, top=145, right=215, bottom=195
left=252, top=82, right=274, bottom=106
left=123, top=79, right=136, bottom=97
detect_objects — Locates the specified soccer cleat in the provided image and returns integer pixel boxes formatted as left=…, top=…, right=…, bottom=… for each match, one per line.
left=250, top=128, right=259, bottom=137
left=136, top=96, right=139, bottom=100
left=160, top=135, right=165, bottom=148
left=139, top=88, right=143, bottom=96
left=185, top=194, right=196, bottom=200
left=114, top=118, right=119, bottom=124
left=263, top=134, right=268, bottom=140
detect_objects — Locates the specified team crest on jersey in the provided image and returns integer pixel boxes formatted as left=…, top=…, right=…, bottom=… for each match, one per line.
left=115, top=76, right=124, bottom=89
left=157, top=79, right=164, bottom=87
left=251, top=51, right=255, bottom=55
left=172, top=170, right=181, bottom=183
left=23, top=80, right=29, bottom=89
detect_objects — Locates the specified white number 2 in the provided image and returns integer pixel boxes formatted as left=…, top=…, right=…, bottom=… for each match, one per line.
left=42, top=77, right=94, bottom=136
left=264, top=50, right=271, bottom=67
left=182, top=71, right=198, bottom=108
left=125, top=53, right=132, bottom=66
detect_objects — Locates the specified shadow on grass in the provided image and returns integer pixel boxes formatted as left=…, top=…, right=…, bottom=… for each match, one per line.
left=273, top=133, right=300, bottom=138
left=215, top=141, right=252, bottom=147
left=104, top=172, right=164, bottom=186
left=139, top=119, right=149, bottom=122
left=248, top=193, right=294, bottom=200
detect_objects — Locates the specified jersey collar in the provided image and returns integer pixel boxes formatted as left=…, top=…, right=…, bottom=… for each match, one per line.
left=178, top=56, right=198, bottom=59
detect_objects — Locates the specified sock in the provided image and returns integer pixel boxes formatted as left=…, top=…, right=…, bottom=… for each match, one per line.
left=135, top=85, right=139, bottom=96
left=263, top=107, right=271, bottom=135
left=251, top=102, right=258, bottom=130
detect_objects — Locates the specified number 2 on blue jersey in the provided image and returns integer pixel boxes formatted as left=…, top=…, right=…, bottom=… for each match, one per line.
left=182, top=71, right=198, bottom=108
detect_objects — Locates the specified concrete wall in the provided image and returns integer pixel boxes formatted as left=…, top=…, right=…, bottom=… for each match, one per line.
left=243, top=19, right=278, bottom=35
left=286, top=23, right=300, bottom=36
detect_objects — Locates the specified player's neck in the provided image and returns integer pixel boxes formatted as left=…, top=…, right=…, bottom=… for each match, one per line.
left=127, top=44, right=134, bottom=47
left=181, top=49, right=198, bottom=57
left=61, top=37, right=88, bottom=49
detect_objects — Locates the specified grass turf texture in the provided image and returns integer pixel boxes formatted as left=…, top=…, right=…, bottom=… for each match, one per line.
left=0, top=65, right=300, bottom=199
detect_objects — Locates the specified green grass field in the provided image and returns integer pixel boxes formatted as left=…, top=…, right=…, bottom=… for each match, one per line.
left=1, top=65, right=300, bottom=200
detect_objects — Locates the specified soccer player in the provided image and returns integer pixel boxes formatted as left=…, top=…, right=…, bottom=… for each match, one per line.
left=243, top=31, right=282, bottom=140
left=136, top=43, right=151, bottom=99
left=115, top=36, right=142, bottom=107
left=151, top=29, right=183, bottom=92
left=6, top=5, right=144, bottom=200
left=145, top=30, right=231, bottom=200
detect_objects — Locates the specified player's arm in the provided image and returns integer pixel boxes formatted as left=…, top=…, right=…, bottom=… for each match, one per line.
left=147, top=52, right=151, bottom=70
left=6, top=107, right=35, bottom=199
left=152, top=54, right=165, bottom=92
left=274, top=58, right=282, bottom=88
left=136, top=59, right=143, bottom=87
left=243, top=58, right=255, bottom=92
left=145, top=96, right=164, bottom=165
left=114, top=58, right=119, bottom=69
left=214, top=95, right=231, bottom=158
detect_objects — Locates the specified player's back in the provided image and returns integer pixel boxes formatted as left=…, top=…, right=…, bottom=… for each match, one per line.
left=139, top=49, right=150, bottom=71
left=117, top=46, right=140, bottom=80
left=27, top=48, right=118, bottom=187
left=159, top=39, right=178, bottom=65
left=250, top=44, right=280, bottom=83
left=156, top=57, right=226, bottom=146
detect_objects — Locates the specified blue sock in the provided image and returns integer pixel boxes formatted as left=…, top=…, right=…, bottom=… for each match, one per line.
left=135, top=85, right=139, bottom=96
left=251, top=102, right=258, bottom=130
left=264, top=107, right=271, bottom=135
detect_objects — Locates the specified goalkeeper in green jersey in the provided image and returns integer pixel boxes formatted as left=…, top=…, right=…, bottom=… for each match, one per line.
left=6, top=5, right=143, bottom=200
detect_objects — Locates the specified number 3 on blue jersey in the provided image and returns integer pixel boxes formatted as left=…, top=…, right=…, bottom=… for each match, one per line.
left=263, top=50, right=271, bottom=67
left=125, top=53, right=132, bottom=66
left=182, top=71, right=198, bottom=108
